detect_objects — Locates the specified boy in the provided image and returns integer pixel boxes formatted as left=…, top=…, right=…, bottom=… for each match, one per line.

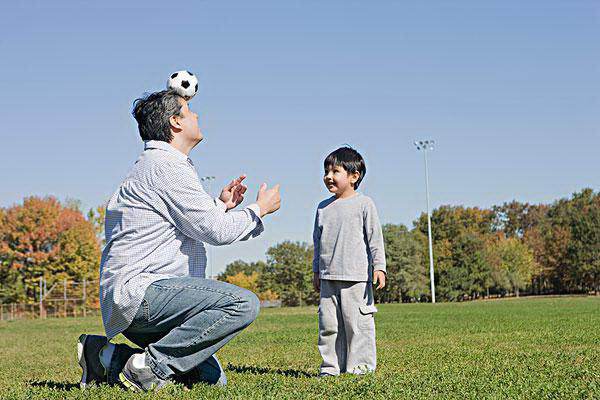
left=312, top=146, right=386, bottom=376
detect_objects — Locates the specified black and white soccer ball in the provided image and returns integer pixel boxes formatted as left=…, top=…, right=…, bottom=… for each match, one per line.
left=167, top=70, right=198, bottom=100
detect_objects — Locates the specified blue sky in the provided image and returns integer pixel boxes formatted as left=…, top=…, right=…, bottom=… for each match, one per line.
left=1, top=1, right=598, bottom=276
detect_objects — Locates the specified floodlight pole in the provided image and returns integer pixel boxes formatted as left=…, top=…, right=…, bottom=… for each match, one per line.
left=414, top=140, right=436, bottom=303
left=201, top=176, right=216, bottom=279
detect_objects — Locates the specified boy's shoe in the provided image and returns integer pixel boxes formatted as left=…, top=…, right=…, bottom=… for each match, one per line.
left=317, top=372, right=337, bottom=378
left=119, top=354, right=172, bottom=392
left=349, top=365, right=375, bottom=375
left=77, top=334, right=108, bottom=388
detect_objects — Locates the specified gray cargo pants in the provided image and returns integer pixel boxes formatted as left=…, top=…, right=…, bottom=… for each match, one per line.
left=318, top=280, right=377, bottom=375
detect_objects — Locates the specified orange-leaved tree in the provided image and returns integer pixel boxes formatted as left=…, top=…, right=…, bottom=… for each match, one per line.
left=0, top=196, right=101, bottom=304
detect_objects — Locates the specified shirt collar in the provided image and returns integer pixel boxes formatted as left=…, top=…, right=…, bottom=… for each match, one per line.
left=144, top=140, right=191, bottom=163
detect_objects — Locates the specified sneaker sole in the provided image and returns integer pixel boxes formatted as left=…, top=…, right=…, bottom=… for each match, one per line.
left=119, top=372, right=143, bottom=392
left=77, top=334, right=88, bottom=389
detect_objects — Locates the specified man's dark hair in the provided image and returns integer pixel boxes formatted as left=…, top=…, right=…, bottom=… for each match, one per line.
left=324, top=146, right=366, bottom=189
left=132, top=89, right=184, bottom=142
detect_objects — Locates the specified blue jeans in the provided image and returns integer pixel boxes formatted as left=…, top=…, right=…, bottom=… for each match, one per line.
left=118, top=277, right=260, bottom=386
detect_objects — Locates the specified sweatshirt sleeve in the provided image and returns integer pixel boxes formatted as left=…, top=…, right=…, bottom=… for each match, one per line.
left=364, top=198, right=386, bottom=273
left=312, top=210, right=321, bottom=274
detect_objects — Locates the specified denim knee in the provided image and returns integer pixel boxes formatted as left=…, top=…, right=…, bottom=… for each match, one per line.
left=237, top=289, right=260, bottom=326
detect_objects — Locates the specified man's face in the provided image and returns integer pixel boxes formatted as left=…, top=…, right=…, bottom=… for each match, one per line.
left=175, top=99, right=203, bottom=143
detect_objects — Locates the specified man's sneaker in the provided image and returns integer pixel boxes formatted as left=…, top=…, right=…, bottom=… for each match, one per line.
left=77, top=334, right=108, bottom=388
left=119, top=354, right=172, bottom=392
left=106, top=343, right=142, bottom=386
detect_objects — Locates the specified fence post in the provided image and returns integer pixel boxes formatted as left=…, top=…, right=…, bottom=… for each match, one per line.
left=83, top=278, right=87, bottom=317
left=39, top=277, right=44, bottom=319
left=63, top=278, right=68, bottom=318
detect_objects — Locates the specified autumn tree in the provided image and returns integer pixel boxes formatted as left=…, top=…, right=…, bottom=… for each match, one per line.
left=224, top=271, right=279, bottom=301
left=0, top=196, right=101, bottom=304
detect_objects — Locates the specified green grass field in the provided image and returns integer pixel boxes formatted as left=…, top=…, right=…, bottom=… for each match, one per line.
left=0, top=297, right=598, bottom=399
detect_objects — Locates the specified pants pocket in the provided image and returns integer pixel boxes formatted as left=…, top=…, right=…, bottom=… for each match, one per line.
left=358, top=304, right=377, bottom=330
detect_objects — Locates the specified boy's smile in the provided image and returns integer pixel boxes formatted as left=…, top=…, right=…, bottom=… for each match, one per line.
left=323, top=165, right=359, bottom=198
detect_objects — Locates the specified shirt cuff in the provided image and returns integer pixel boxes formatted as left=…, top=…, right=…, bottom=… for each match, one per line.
left=247, top=203, right=263, bottom=221
left=214, top=197, right=227, bottom=212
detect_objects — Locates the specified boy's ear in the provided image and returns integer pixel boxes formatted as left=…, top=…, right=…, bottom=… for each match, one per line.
left=350, top=171, right=360, bottom=185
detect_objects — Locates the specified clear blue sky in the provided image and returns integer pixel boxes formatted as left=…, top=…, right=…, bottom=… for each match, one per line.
left=1, top=1, right=598, bottom=276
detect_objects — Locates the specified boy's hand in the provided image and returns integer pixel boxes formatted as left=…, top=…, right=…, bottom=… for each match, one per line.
left=374, top=270, right=386, bottom=290
left=313, top=272, right=320, bottom=292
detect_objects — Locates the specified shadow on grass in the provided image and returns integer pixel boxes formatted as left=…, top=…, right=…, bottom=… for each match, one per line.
left=226, top=363, right=317, bottom=378
left=28, top=380, right=80, bottom=390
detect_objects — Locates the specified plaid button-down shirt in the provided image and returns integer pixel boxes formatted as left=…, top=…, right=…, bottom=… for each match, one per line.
left=99, top=140, right=264, bottom=339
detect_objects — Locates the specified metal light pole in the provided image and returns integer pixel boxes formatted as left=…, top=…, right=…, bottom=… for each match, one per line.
left=200, top=176, right=216, bottom=279
left=414, top=140, right=436, bottom=303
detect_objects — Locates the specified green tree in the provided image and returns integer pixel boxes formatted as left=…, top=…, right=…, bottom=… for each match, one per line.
left=217, top=260, right=267, bottom=281
left=378, top=224, right=428, bottom=303
left=548, top=188, right=600, bottom=293
left=487, top=236, right=537, bottom=296
left=414, top=206, right=494, bottom=301
left=262, top=241, right=317, bottom=306
left=87, top=204, right=106, bottom=244
left=438, top=232, right=490, bottom=301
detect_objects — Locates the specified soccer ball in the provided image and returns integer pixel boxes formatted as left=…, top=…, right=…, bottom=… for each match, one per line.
left=167, top=70, right=198, bottom=100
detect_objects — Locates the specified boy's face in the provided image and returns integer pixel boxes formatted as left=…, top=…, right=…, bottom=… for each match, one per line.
left=323, top=164, right=359, bottom=195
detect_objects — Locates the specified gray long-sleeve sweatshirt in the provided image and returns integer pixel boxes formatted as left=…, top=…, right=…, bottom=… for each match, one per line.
left=312, top=193, right=386, bottom=282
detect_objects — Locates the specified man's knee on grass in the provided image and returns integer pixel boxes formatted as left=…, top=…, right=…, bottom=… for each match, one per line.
left=237, top=289, right=260, bottom=328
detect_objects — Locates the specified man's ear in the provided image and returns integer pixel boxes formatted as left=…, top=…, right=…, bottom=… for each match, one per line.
left=169, top=114, right=182, bottom=132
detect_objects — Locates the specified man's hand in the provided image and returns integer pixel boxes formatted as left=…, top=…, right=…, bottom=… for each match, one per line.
left=219, top=175, right=248, bottom=210
left=256, top=183, right=281, bottom=217
left=313, top=272, right=320, bottom=292
left=374, top=270, right=386, bottom=290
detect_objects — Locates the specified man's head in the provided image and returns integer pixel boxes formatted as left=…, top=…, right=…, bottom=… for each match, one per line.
left=323, top=146, right=366, bottom=193
left=132, top=89, right=202, bottom=146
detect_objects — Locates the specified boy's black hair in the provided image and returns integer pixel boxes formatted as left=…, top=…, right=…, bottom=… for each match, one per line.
left=324, top=146, right=366, bottom=189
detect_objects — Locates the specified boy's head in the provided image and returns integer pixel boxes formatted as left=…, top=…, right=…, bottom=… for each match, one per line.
left=323, top=147, right=366, bottom=194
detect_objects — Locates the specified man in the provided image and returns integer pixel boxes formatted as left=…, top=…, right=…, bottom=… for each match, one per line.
left=77, top=89, right=281, bottom=391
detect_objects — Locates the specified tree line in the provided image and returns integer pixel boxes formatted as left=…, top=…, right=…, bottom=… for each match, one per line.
left=0, top=188, right=597, bottom=305
left=219, top=188, right=599, bottom=304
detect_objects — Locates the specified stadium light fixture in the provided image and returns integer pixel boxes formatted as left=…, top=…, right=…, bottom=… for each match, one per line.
left=414, top=140, right=436, bottom=303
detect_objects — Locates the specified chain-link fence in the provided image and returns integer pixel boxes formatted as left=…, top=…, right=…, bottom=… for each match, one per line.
left=0, top=278, right=100, bottom=321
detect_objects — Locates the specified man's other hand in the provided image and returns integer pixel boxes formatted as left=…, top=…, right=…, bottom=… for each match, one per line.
left=256, top=183, right=281, bottom=217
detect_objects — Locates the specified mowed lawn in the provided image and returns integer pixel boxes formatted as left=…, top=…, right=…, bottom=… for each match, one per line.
left=0, top=297, right=598, bottom=399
